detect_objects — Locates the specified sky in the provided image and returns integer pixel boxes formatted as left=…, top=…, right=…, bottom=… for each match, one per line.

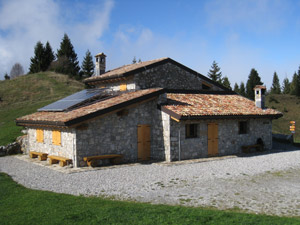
left=1, top=0, right=300, bottom=88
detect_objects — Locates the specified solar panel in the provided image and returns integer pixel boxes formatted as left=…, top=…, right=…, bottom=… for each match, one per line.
left=38, top=88, right=109, bottom=112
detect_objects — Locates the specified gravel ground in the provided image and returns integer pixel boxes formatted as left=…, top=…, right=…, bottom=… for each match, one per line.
left=1, top=142, right=300, bottom=217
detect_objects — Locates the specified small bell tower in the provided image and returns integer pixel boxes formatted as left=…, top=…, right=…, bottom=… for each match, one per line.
left=95, top=52, right=106, bottom=76
left=254, top=85, right=266, bottom=109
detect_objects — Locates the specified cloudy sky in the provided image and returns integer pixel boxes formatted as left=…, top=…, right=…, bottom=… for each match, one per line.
left=0, top=0, right=300, bottom=88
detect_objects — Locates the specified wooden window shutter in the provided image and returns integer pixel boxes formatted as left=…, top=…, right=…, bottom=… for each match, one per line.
left=52, top=130, right=61, bottom=146
left=36, top=129, right=44, bottom=143
left=120, top=83, right=127, bottom=91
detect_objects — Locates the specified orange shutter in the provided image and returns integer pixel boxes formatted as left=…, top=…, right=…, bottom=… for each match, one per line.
left=36, top=129, right=44, bottom=143
left=120, top=83, right=127, bottom=91
left=52, top=130, right=61, bottom=146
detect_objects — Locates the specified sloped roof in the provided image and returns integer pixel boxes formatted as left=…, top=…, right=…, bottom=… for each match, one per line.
left=16, top=88, right=164, bottom=127
left=84, top=57, right=168, bottom=83
left=161, top=93, right=282, bottom=120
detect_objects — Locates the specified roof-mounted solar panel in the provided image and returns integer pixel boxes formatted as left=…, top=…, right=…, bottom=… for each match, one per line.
left=38, top=88, right=109, bottom=112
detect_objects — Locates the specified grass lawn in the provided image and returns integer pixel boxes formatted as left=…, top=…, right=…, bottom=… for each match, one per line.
left=0, top=173, right=299, bottom=225
left=0, top=72, right=84, bottom=145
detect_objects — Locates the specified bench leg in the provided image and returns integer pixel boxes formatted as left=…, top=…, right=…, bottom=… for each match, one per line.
left=29, top=153, right=38, bottom=158
left=87, top=159, right=98, bottom=167
left=49, top=158, right=59, bottom=165
left=59, top=161, right=67, bottom=167
left=38, top=155, right=47, bottom=161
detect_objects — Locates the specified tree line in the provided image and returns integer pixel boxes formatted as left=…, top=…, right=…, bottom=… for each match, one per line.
left=207, top=61, right=300, bottom=99
left=3, top=33, right=95, bottom=80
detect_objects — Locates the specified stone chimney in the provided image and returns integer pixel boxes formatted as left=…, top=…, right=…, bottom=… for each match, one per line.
left=95, top=52, right=106, bottom=76
left=254, top=85, right=266, bottom=109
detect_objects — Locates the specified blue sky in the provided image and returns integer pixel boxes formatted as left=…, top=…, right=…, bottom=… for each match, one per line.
left=1, top=0, right=300, bottom=88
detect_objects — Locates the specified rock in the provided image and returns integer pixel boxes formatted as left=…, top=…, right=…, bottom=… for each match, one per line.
left=6, top=142, right=21, bottom=155
left=0, top=146, right=6, bottom=156
left=16, top=135, right=28, bottom=154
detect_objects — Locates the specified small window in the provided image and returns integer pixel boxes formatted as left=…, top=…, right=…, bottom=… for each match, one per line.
left=256, top=90, right=259, bottom=94
left=52, top=130, right=61, bottom=146
left=120, top=83, right=127, bottom=91
left=36, top=129, right=44, bottom=143
left=186, top=124, right=198, bottom=138
left=239, top=121, right=248, bottom=134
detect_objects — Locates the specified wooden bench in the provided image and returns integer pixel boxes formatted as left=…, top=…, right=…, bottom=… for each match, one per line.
left=48, top=155, right=72, bottom=167
left=83, top=154, right=123, bottom=167
left=29, top=151, right=48, bottom=161
left=242, top=144, right=263, bottom=153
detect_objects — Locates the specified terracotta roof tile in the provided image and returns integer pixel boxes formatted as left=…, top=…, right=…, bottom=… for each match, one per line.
left=16, top=88, right=163, bottom=126
left=84, top=57, right=168, bottom=82
left=163, top=93, right=282, bottom=118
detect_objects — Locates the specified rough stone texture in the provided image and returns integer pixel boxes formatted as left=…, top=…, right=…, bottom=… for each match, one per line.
left=16, top=135, right=28, bottom=154
left=27, top=128, right=75, bottom=162
left=75, top=98, right=166, bottom=166
left=167, top=118, right=272, bottom=161
left=134, top=62, right=223, bottom=91
left=0, top=142, right=22, bottom=155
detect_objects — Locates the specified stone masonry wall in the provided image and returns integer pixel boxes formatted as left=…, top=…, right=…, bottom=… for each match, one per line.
left=168, top=118, right=272, bottom=161
left=75, top=97, right=166, bottom=166
left=27, top=128, right=76, bottom=163
left=134, top=62, right=223, bottom=91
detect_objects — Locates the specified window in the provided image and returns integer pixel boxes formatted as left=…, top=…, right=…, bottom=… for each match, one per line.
left=36, top=129, right=44, bottom=143
left=239, top=121, right=248, bottom=134
left=186, top=124, right=198, bottom=138
left=120, top=83, right=127, bottom=91
left=52, top=130, right=61, bottom=146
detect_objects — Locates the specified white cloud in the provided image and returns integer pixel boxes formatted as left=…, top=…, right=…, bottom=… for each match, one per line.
left=0, top=0, right=114, bottom=79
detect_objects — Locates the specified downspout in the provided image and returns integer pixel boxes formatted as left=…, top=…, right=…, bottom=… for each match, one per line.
left=178, top=125, right=181, bottom=161
left=72, top=129, right=77, bottom=168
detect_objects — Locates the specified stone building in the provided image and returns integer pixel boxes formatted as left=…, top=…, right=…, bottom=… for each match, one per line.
left=16, top=54, right=282, bottom=167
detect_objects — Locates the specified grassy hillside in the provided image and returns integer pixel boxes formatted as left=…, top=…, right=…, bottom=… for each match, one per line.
left=266, top=94, right=300, bottom=142
left=0, top=72, right=84, bottom=145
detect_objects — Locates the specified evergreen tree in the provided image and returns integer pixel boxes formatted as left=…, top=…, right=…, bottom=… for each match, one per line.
left=132, top=56, right=137, bottom=64
left=246, top=68, right=263, bottom=100
left=81, top=50, right=95, bottom=78
left=282, top=77, right=290, bottom=94
left=233, top=82, right=240, bottom=93
left=56, top=33, right=80, bottom=77
left=270, top=72, right=281, bottom=94
left=43, top=41, right=55, bottom=71
left=4, top=73, right=10, bottom=80
left=240, top=82, right=246, bottom=97
left=207, top=60, right=222, bottom=83
left=138, top=58, right=142, bottom=63
left=222, top=76, right=231, bottom=90
left=29, top=41, right=45, bottom=73
left=290, top=72, right=300, bottom=96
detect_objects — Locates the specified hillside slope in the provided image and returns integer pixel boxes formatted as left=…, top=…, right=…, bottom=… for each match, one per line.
left=0, top=72, right=84, bottom=145
left=266, top=94, right=300, bottom=142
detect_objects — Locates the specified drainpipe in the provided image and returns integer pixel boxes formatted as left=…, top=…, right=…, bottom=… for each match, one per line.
left=178, top=126, right=181, bottom=161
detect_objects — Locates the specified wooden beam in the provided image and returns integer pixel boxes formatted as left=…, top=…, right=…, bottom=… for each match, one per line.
left=171, top=116, right=180, bottom=122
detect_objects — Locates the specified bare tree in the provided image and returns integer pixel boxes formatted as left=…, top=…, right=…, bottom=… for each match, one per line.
left=10, top=63, right=24, bottom=79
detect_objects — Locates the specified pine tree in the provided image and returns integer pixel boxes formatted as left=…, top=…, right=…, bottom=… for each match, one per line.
left=132, top=56, right=137, bottom=64
left=43, top=41, right=55, bottom=71
left=282, top=77, right=290, bottom=94
left=270, top=72, right=281, bottom=94
left=208, top=61, right=222, bottom=83
left=246, top=68, right=263, bottom=100
left=29, top=41, right=45, bottom=73
left=56, top=33, right=80, bottom=77
left=290, top=72, right=299, bottom=96
left=138, top=58, right=142, bottom=63
left=81, top=50, right=95, bottom=78
left=222, top=76, right=231, bottom=90
left=233, top=82, right=240, bottom=93
left=4, top=73, right=10, bottom=80
left=240, top=82, right=246, bottom=97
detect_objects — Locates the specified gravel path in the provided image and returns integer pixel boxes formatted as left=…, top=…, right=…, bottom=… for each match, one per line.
left=1, top=143, right=300, bottom=217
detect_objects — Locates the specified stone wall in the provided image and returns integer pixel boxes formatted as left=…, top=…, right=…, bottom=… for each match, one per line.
left=75, top=97, right=166, bottom=166
left=134, top=62, right=223, bottom=91
left=27, top=128, right=76, bottom=162
left=167, top=118, right=273, bottom=161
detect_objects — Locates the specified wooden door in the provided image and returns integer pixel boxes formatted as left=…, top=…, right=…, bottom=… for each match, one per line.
left=137, top=125, right=151, bottom=161
left=207, top=123, right=218, bottom=156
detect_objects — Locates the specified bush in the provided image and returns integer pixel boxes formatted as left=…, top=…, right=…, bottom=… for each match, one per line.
left=269, top=96, right=279, bottom=103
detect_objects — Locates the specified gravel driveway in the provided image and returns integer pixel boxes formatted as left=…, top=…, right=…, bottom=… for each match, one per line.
left=1, top=142, right=300, bottom=217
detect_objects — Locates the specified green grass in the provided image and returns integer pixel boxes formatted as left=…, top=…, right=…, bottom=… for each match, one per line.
left=266, top=94, right=300, bottom=142
left=0, top=72, right=84, bottom=145
left=0, top=173, right=299, bottom=225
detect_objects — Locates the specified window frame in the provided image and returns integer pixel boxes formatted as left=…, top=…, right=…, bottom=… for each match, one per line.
left=185, top=124, right=198, bottom=138
left=239, top=121, right=248, bottom=134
